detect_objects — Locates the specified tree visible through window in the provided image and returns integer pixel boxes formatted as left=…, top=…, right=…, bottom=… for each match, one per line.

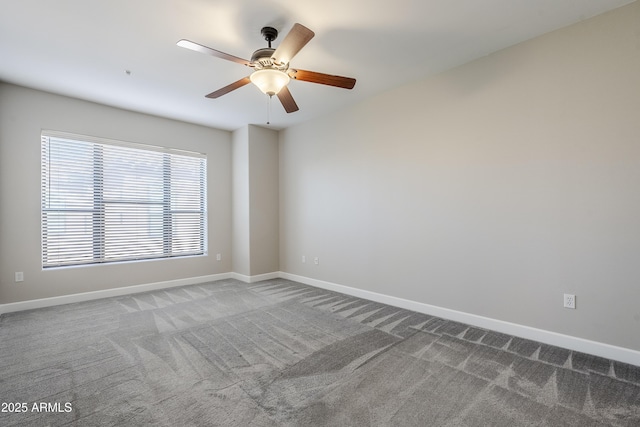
left=41, top=132, right=207, bottom=268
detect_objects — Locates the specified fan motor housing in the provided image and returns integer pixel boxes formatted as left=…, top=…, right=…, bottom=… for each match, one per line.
left=251, top=48, right=275, bottom=66
left=251, top=47, right=289, bottom=71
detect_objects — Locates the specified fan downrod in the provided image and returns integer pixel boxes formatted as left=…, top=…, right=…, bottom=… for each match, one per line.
left=261, top=27, right=278, bottom=48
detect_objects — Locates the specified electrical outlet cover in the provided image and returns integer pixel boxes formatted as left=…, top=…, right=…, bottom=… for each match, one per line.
left=563, top=293, right=576, bottom=309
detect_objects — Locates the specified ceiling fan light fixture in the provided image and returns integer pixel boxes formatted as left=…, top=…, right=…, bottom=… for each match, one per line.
left=250, top=69, right=290, bottom=96
left=178, top=22, right=355, bottom=113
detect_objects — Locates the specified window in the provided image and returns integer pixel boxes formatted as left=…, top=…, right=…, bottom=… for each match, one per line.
left=41, top=131, right=207, bottom=268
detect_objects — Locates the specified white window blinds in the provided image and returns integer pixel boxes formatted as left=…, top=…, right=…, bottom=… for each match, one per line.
left=41, top=132, right=207, bottom=268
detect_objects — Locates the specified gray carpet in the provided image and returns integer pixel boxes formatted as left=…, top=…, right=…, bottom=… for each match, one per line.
left=1, top=279, right=639, bottom=426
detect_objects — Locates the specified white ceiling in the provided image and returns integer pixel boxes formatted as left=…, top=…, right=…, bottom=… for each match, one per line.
left=0, top=0, right=633, bottom=131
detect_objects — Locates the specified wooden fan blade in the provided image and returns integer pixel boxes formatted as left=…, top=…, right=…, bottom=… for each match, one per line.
left=205, top=77, right=251, bottom=99
left=272, top=23, right=315, bottom=65
left=276, top=86, right=299, bottom=113
left=177, top=39, right=250, bottom=66
left=290, top=69, right=356, bottom=89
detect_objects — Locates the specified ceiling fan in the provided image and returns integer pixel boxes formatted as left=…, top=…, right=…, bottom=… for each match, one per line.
left=177, top=23, right=356, bottom=113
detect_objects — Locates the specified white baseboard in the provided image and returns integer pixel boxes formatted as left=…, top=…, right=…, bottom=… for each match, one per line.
left=230, top=271, right=280, bottom=283
left=0, top=273, right=233, bottom=315
left=2, top=270, right=639, bottom=366
left=278, top=272, right=640, bottom=367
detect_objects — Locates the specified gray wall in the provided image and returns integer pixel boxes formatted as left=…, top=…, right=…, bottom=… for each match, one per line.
left=248, top=125, right=279, bottom=276
left=279, top=2, right=640, bottom=351
left=232, top=126, right=250, bottom=276
left=232, top=124, right=279, bottom=276
left=0, top=84, right=232, bottom=303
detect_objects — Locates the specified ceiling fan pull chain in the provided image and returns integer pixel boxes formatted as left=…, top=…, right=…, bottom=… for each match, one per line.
left=267, top=94, right=271, bottom=125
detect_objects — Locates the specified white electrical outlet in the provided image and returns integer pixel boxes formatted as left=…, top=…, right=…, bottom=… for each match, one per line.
left=302, top=255, right=306, bottom=263
left=314, top=257, right=319, bottom=265
left=563, top=294, right=576, bottom=309
left=15, top=272, right=24, bottom=282
left=216, top=253, right=221, bottom=261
